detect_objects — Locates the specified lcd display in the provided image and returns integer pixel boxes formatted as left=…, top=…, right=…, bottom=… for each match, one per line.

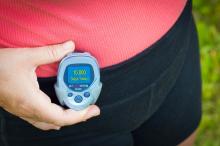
left=64, top=64, right=94, bottom=91
left=67, top=65, right=92, bottom=84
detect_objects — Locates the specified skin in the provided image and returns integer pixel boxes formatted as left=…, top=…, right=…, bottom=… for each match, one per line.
left=0, top=40, right=100, bottom=131
left=0, top=40, right=199, bottom=145
left=179, top=129, right=198, bottom=146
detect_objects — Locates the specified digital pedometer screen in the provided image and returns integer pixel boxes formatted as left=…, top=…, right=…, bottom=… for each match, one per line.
left=64, top=64, right=94, bottom=91
left=67, top=66, right=91, bottom=84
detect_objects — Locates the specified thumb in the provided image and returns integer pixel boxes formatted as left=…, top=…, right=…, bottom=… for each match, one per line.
left=28, top=40, right=75, bottom=66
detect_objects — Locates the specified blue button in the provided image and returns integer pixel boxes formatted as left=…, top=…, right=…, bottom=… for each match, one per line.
left=84, top=92, right=90, bottom=97
left=67, top=93, right=73, bottom=97
left=74, top=95, right=83, bottom=103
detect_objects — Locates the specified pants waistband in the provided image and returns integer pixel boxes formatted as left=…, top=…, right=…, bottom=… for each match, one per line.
left=0, top=0, right=194, bottom=137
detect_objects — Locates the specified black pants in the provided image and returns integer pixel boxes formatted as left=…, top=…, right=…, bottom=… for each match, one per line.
left=0, top=1, right=202, bottom=146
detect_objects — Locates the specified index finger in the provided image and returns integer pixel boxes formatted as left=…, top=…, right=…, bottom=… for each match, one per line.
left=31, top=91, right=100, bottom=126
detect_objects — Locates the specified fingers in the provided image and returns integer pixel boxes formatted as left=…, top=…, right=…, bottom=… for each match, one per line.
left=30, top=90, right=100, bottom=127
left=37, top=102, right=100, bottom=126
left=20, top=117, right=61, bottom=131
left=26, top=40, right=75, bottom=66
left=0, top=41, right=101, bottom=131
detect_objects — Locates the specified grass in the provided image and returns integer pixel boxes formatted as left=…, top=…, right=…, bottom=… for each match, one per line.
left=193, top=0, right=220, bottom=145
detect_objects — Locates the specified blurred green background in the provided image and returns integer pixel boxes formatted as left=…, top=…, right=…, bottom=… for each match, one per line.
left=193, top=0, right=220, bottom=145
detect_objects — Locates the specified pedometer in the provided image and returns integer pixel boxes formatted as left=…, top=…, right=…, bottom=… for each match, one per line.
left=54, top=52, right=102, bottom=111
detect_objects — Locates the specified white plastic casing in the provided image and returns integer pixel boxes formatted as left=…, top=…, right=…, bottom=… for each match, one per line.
left=54, top=52, right=102, bottom=111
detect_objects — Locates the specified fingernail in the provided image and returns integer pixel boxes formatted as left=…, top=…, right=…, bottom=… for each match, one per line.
left=86, top=107, right=100, bottom=119
left=55, top=127, right=61, bottom=130
left=63, top=41, right=74, bottom=50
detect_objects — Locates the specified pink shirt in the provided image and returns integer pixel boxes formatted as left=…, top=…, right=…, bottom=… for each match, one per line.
left=0, top=0, right=187, bottom=77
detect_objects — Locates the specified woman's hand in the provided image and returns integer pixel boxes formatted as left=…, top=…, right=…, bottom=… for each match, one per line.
left=0, top=41, right=100, bottom=131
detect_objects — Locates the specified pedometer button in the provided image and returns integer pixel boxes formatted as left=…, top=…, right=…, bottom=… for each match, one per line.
left=84, top=92, right=90, bottom=97
left=67, top=93, right=73, bottom=97
left=74, top=95, right=83, bottom=103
